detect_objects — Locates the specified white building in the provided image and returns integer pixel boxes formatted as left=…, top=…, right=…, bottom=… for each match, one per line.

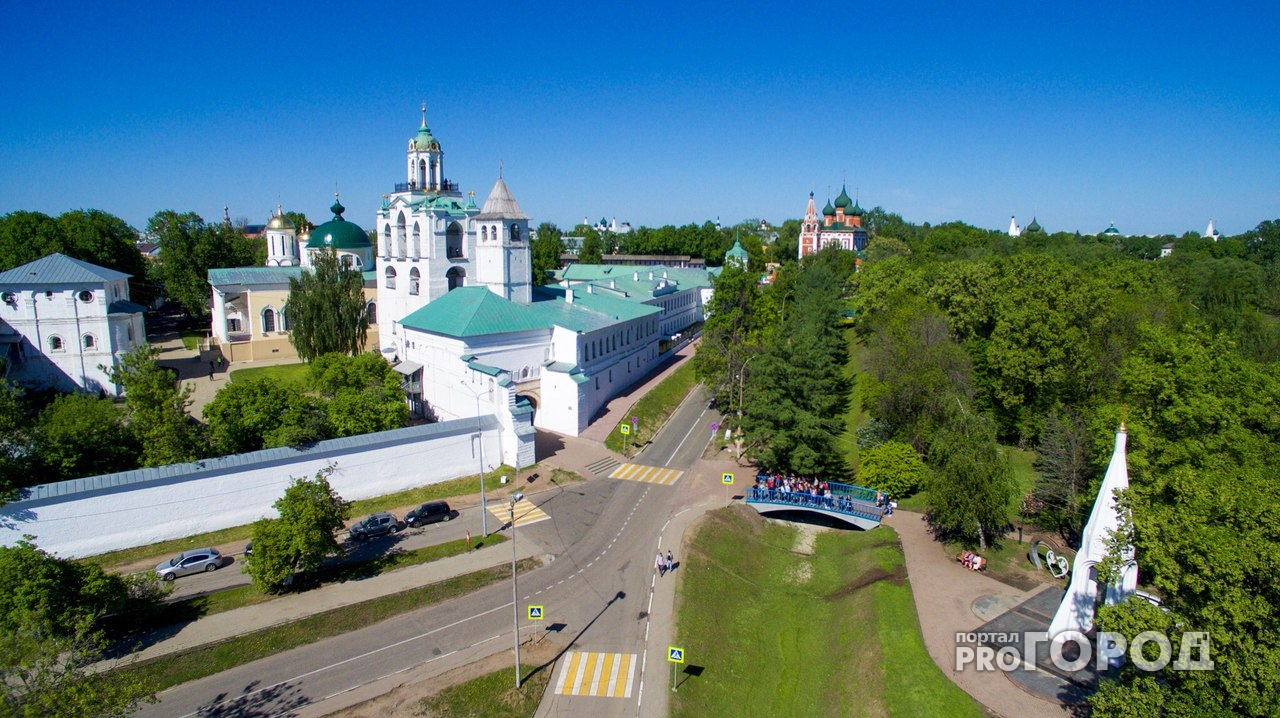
left=1204, top=218, right=1221, bottom=241
left=0, top=253, right=146, bottom=396
left=1008, top=216, right=1022, bottom=237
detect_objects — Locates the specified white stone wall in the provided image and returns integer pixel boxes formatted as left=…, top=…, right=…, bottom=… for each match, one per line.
left=0, top=418, right=504, bottom=559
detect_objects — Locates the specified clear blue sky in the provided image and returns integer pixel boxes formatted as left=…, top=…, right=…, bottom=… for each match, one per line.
left=2, top=1, right=1276, bottom=237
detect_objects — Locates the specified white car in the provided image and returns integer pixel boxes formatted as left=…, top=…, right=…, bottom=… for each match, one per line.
left=155, top=547, right=223, bottom=581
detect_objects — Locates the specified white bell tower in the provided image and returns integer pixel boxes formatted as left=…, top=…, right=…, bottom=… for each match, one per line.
left=406, top=103, right=445, bottom=192
left=264, top=204, right=298, bottom=267
left=473, top=168, right=531, bottom=304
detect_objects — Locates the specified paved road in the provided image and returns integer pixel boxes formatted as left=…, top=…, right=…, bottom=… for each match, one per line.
left=136, top=387, right=719, bottom=718
left=162, top=508, right=490, bottom=601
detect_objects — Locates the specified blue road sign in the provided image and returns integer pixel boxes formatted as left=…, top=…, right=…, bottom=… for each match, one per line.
left=668, top=647, right=685, bottom=663
left=528, top=605, right=544, bottom=620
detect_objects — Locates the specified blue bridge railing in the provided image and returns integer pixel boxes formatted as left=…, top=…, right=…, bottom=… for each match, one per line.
left=746, top=486, right=884, bottom=524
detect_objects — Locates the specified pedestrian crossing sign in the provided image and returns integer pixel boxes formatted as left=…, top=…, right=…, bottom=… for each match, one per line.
left=528, top=605, right=544, bottom=620
left=620, top=423, right=631, bottom=436
left=668, top=647, right=684, bottom=663
left=721, top=472, right=734, bottom=484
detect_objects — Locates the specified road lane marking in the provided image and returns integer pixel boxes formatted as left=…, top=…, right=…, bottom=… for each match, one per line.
left=608, top=463, right=683, bottom=485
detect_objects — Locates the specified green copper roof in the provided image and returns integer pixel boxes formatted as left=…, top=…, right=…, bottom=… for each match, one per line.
left=414, top=125, right=439, bottom=151
left=208, top=266, right=304, bottom=286
left=1102, top=223, right=1121, bottom=235
left=1026, top=217, right=1043, bottom=232
left=725, top=239, right=749, bottom=261
left=305, top=197, right=371, bottom=250
left=400, top=285, right=657, bottom=339
left=834, top=185, right=852, bottom=209
left=850, top=201, right=864, bottom=217
left=822, top=200, right=836, bottom=216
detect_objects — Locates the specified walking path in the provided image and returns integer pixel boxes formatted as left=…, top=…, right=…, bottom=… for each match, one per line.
left=577, top=341, right=697, bottom=443
left=883, top=510, right=1072, bottom=717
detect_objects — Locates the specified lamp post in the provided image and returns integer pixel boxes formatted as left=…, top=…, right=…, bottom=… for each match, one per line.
left=509, top=491, right=524, bottom=689
left=735, top=353, right=761, bottom=460
left=460, top=380, right=488, bottom=537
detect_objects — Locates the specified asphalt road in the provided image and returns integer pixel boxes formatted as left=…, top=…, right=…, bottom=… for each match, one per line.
left=135, top=387, right=719, bottom=718
left=163, top=509, right=491, bottom=601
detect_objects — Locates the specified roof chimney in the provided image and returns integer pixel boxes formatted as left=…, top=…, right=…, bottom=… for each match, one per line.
left=565, top=288, right=574, bottom=303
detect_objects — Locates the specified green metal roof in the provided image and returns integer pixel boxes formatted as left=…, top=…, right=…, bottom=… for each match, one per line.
left=834, top=185, right=852, bottom=209
left=305, top=199, right=371, bottom=250
left=208, top=267, right=304, bottom=286
left=822, top=200, right=835, bottom=216
left=401, top=283, right=662, bottom=339
left=0, top=253, right=131, bottom=285
left=725, top=239, right=749, bottom=260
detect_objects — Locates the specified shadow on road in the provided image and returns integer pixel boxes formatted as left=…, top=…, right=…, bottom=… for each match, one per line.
left=522, top=590, right=626, bottom=685
left=195, top=678, right=309, bottom=717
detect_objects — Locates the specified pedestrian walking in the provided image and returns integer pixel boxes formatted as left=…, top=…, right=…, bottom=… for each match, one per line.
left=665, top=550, right=674, bottom=574
left=208, top=360, right=215, bottom=379
left=656, top=550, right=665, bottom=577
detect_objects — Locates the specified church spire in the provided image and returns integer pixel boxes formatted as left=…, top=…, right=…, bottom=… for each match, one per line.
left=421, top=101, right=427, bottom=129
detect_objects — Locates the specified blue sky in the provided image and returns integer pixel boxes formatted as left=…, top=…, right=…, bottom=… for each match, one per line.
left=2, top=1, right=1276, bottom=237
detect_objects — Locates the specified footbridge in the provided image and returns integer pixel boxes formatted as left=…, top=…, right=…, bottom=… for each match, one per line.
left=745, top=478, right=885, bottom=530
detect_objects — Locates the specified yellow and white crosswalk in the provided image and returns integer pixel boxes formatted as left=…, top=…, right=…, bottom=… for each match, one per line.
left=608, top=463, right=683, bottom=485
left=486, top=497, right=550, bottom=527
left=554, top=651, right=636, bottom=697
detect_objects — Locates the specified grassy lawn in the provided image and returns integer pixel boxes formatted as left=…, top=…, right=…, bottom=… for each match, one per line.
left=418, top=663, right=550, bottom=718
left=90, top=465, right=581, bottom=570
left=604, top=361, right=697, bottom=455
left=179, top=329, right=207, bottom=351
left=837, top=328, right=870, bottom=474
left=115, top=558, right=541, bottom=692
left=228, top=361, right=310, bottom=384
left=670, top=506, right=982, bottom=717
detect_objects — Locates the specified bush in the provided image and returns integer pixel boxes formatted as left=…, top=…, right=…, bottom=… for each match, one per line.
left=857, top=440, right=927, bottom=498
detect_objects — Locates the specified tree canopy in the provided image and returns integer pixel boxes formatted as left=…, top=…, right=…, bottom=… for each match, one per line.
left=146, top=210, right=260, bottom=315
left=245, top=467, right=350, bottom=593
left=0, top=209, right=153, bottom=305
left=287, top=249, right=370, bottom=361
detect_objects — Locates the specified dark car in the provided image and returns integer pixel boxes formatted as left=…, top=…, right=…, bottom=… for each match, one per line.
left=349, top=512, right=405, bottom=541
left=406, top=501, right=453, bottom=527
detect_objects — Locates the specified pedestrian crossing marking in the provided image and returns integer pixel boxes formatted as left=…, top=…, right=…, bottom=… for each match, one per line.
left=608, top=463, right=683, bottom=485
left=554, top=651, right=636, bottom=697
left=487, top=497, right=550, bottom=527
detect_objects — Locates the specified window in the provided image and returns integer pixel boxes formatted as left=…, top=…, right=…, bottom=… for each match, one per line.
left=510, top=224, right=521, bottom=242
left=409, top=267, right=421, bottom=295
left=49, top=335, right=63, bottom=352
left=83, top=334, right=95, bottom=349
left=385, top=266, right=397, bottom=290
left=366, top=301, right=377, bottom=324
left=382, top=224, right=392, bottom=256
left=227, top=317, right=242, bottom=333
left=78, top=290, right=93, bottom=303
left=280, top=307, right=290, bottom=331
left=1, top=292, right=15, bottom=306
left=262, top=308, right=276, bottom=333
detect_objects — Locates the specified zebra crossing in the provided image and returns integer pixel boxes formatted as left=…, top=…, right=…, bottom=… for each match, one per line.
left=554, top=651, right=637, bottom=698
left=608, top=462, right=683, bottom=485
left=584, top=456, right=621, bottom=478
left=486, top=496, right=550, bottom=528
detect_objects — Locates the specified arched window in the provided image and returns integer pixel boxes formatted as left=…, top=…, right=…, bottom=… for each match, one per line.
left=49, top=335, right=63, bottom=352
left=411, top=223, right=421, bottom=258
left=366, top=301, right=377, bottom=325
left=396, top=212, right=407, bottom=257
left=409, top=267, right=421, bottom=295
left=262, top=307, right=276, bottom=333
left=384, top=266, right=397, bottom=290
left=382, top=223, right=392, bottom=257
left=510, top=224, right=521, bottom=242
left=279, top=307, right=290, bottom=331
left=481, top=226, right=488, bottom=242
left=83, top=334, right=95, bottom=349
left=447, top=221, right=463, bottom=259
left=446, top=266, right=465, bottom=291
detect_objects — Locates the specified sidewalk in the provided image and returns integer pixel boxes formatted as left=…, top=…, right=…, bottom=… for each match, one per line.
left=884, top=510, right=1071, bottom=717
left=96, top=536, right=547, bottom=672
left=578, top=341, right=697, bottom=443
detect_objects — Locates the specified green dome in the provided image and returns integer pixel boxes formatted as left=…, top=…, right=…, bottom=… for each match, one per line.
left=1025, top=217, right=1043, bottom=233
left=850, top=201, right=864, bottom=218
left=1102, top=223, right=1121, bottom=235
left=413, top=126, right=440, bottom=152
left=822, top=199, right=836, bottom=216
left=305, top=197, right=370, bottom=250
left=834, top=185, right=852, bottom=209
left=726, top=239, right=749, bottom=259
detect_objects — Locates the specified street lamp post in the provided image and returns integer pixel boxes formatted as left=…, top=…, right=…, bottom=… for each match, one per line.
left=460, top=380, right=488, bottom=537
left=509, top=491, right=524, bottom=689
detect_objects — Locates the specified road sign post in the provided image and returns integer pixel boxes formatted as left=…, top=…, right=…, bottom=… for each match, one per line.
left=620, top=423, right=631, bottom=436
left=668, top=646, right=684, bottom=691
left=722, top=471, right=734, bottom=502
left=528, top=604, right=544, bottom=643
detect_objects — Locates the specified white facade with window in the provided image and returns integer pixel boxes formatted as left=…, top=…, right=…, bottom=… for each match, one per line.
left=0, top=253, right=145, bottom=396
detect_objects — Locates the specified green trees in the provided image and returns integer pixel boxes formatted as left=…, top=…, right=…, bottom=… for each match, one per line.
left=0, top=209, right=153, bottom=305
left=146, top=210, right=259, bottom=315
left=741, top=251, right=849, bottom=478
left=856, top=441, right=927, bottom=498
left=577, top=231, right=604, bottom=265
left=110, top=345, right=205, bottom=467
left=925, top=406, right=1018, bottom=550
left=202, top=353, right=406, bottom=455
left=287, top=248, right=370, bottom=362
left=246, top=468, right=350, bottom=593
left=531, top=222, right=565, bottom=285
left=34, top=394, right=137, bottom=481
left=693, top=264, right=771, bottom=415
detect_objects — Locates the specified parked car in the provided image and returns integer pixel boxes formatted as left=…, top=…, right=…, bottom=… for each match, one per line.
left=155, top=548, right=223, bottom=581
left=406, top=501, right=454, bottom=527
left=349, top=512, right=405, bottom=541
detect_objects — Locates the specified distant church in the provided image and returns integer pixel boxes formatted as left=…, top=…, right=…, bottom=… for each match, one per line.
left=798, top=186, right=869, bottom=258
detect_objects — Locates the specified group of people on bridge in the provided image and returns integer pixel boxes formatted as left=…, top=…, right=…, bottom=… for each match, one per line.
left=750, top=473, right=887, bottom=520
